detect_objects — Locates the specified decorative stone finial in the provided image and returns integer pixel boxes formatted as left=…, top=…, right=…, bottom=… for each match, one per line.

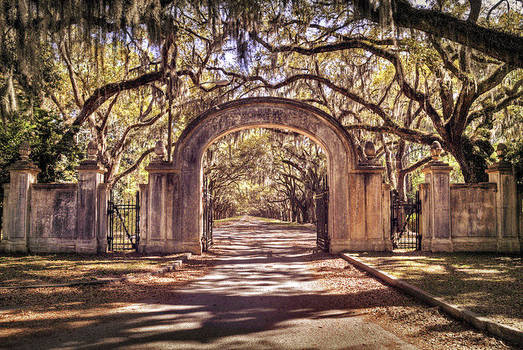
left=430, top=141, right=443, bottom=161
left=87, top=140, right=98, bottom=161
left=19, top=142, right=31, bottom=161
left=363, top=141, right=376, bottom=160
left=496, top=143, right=507, bottom=161
left=154, top=140, right=166, bottom=160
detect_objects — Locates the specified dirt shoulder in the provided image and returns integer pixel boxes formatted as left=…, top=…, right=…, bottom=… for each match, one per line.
left=349, top=252, right=522, bottom=331
left=0, top=252, right=188, bottom=287
left=0, top=254, right=215, bottom=347
left=309, top=252, right=517, bottom=349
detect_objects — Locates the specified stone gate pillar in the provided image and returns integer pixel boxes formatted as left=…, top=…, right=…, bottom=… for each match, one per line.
left=347, top=141, right=392, bottom=251
left=421, top=142, right=453, bottom=252
left=76, top=141, right=105, bottom=253
left=141, top=141, right=179, bottom=253
left=2, top=143, right=40, bottom=253
left=486, top=144, right=520, bottom=253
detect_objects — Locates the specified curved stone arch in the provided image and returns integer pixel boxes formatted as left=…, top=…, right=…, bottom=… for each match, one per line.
left=170, top=97, right=359, bottom=254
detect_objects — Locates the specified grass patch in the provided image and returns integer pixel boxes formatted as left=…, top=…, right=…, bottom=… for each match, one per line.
left=213, top=216, right=244, bottom=227
left=0, top=252, right=186, bottom=287
left=351, top=251, right=523, bottom=330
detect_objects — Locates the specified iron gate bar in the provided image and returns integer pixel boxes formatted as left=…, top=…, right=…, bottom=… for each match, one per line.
left=390, top=190, right=421, bottom=250
left=107, top=191, right=140, bottom=252
left=202, top=177, right=213, bottom=252
left=314, top=176, right=329, bottom=252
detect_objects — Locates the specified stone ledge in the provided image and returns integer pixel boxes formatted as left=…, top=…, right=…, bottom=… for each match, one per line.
left=32, top=183, right=77, bottom=190
left=340, top=253, right=522, bottom=346
left=450, top=182, right=497, bottom=190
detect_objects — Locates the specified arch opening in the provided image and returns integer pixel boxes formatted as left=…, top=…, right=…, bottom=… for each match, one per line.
left=202, top=127, right=328, bottom=223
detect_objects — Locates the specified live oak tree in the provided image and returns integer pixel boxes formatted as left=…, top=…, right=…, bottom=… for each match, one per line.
left=1, top=0, right=521, bottom=189
left=204, top=129, right=327, bottom=223
left=1, top=0, right=246, bottom=188
left=215, top=0, right=522, bottom=183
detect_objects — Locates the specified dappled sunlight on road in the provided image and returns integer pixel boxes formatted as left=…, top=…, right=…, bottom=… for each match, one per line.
left=3, top=217, right=417, bottom=350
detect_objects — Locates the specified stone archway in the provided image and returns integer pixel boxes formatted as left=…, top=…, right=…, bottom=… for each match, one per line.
left=141, top=97, right=391, bottom=254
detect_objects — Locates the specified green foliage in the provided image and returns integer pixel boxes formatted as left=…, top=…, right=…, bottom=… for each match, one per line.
left=204, top=128, right=327, bottom=223
left=0, top=109, right=82, bottom=184
left=504, top=140, right=523, bottom=186
left=462, top=136, right=494, bottom=183
left=31, top=109, right=83, bottom=183
left=0, top=108, right=81, bottom=229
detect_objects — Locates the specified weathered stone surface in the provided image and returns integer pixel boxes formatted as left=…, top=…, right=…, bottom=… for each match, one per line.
left=97, top=183, right=108, bottom=253
left=29, top=184, right=78, bottom=253
left=2, top=160, right=40, bottom=253
left=422, top=162, right=453, bottom=252
left=138, top=183, right=149, bottom=253
left=346, top=166, right=389, bottom=252
left=142, top=161, right=181, bottom=253
left=76, top=160, right=105, bottom=254
left=450, top=182, right=498, bottom=252
left=450, top=183, right=496, bottom=235
left=486, top=164, right=520, bottom=253
left=150, top=97, right=359, bottom=254
left=0, top=184, right=9, bottom=249
left=419, top=183, right=431, bottom=251
left=420, top=160, right=520, bottom=253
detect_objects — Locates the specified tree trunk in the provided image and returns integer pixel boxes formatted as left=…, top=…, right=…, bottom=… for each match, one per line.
left=396, top=170, right=407, bottom=201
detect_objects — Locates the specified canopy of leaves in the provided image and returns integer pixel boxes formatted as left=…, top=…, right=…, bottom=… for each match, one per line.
left=204, top=128, right=326, bottom=223
left=0, top=0, right=521, bottom=202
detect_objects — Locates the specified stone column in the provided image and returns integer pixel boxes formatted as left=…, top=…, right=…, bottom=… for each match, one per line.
left=76, top=141, right=105, bottom=253
left=2, top=142, right=40, bottom=253
left=346, top=141, right=391, bottom=251
left=97, top=183, right=108, bottom=254
left=142, top=141, right=181, bottom=253
left=422, top=142, right=453, bottom=252
left=485, top=144, right=520, bottom=253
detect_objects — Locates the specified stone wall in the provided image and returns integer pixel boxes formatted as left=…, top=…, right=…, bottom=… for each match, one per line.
left=419, top=143, right=519, bottom=253
left=518, top=184, right=523, bottom=249
left=28, top=184, right=78, bottom=253
left=420, top=147, right=520, bottom=253
left=0, top=184, right=9, bottom=242
left=0, top=150, right=107, bottom=254
left=346, top=167, right=392, bottom=251
left=449, top=183, right=497, bottom=251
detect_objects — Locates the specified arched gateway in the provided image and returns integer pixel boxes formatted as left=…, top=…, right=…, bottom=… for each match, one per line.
left=140, top=97, right=392, bottom=254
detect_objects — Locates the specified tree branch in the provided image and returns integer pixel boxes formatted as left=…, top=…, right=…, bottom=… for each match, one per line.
left=399, top=156, right=432, bottom=176
left=112, top=148, right=154, bottom=186
left=354, top=0, right=523, bottom=67
left=344, top=124, right=441, bottom=146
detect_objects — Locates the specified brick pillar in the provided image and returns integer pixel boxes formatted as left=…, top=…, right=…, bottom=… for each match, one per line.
left=485, top=144, right=520, bottom=253
left=2, top=142, right=40, bottom=253
left=422, top=142, right=453, bottom=252
left=76, top=141, right=105, bottom=254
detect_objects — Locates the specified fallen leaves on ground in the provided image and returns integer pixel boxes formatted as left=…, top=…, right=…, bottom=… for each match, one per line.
left=0, top=255, right=215, bottom=347
left=351, top=252, right=522, bottom=330
left=0, top=252, right=188, bottom=287
left=309, top=254, right=517, bottom=350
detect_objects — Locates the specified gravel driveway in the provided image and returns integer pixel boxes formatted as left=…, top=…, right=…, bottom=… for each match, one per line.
left=5, top=217, right=516, bottom=349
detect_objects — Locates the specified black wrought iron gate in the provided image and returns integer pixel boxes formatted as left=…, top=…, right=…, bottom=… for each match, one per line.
left=390, top=190, right=421, bottom=250
left=107, top=192, right=140, bottom=251
left=202, top=178, right=213, bottom=252
left=314, top=177, right=329, bottom=252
